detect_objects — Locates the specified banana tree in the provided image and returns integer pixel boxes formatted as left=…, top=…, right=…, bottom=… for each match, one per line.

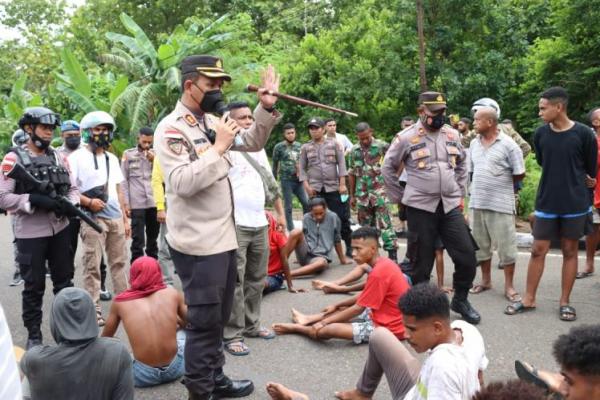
left=99, top=13, right=241, bottom=136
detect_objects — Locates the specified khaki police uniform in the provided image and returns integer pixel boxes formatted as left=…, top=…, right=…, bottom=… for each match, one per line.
left=155, top=96, right=280, bottom=395
left=382, top=97, right=478, bottom=305
left=298, top=127, right=352, bottom=252
left=121, top=147, right=159, bottom=262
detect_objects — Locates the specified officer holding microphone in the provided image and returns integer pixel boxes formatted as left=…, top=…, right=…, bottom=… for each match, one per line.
left=154, top=55, right=281, bottom=400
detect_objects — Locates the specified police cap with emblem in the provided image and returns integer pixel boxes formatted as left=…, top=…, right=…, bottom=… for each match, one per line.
left=418, top=91, right=447, bottom=112
left=180, top=55, right=231, bottom=81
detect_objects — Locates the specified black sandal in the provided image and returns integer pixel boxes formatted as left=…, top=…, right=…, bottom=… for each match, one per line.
left=559, top=305, right=576, bottom=322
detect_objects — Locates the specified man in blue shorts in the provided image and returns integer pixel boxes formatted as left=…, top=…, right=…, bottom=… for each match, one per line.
left=505, top=87, right=597, bottom=321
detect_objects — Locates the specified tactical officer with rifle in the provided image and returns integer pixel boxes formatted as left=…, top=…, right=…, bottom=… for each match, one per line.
left=0, top=107, right=81, bottom=349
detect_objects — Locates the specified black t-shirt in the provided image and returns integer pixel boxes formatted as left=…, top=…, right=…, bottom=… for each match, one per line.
left=533, top=121, right=597, bottom=214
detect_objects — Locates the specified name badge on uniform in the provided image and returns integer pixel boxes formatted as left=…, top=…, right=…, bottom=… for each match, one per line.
left=194, top=138, right=208, bottom=145
left=409, top=142, right=426, bottom=151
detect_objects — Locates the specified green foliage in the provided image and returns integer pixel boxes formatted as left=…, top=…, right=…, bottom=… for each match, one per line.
left=518, top=154, right=542, bottom=218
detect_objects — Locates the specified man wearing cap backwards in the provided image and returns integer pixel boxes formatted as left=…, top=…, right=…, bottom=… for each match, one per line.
left=0, top=107, right=79, bottom=349
left=154, top=55, right=281, bottom=399
left=299, top=117, right=353, bottom=257
left=382, top=92, right=481, bottom=325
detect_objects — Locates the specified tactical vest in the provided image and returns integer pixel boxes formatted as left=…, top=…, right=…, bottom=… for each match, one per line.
left=12, top=147, right=72, bottom=196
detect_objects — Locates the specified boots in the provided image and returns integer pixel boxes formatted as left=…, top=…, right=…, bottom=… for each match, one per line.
left=387, top=249, right=397, bottom=263
left=26, top=328, right=43, bottom=350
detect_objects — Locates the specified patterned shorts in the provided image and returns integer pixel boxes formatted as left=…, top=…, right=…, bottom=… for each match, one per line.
left=351, top=308, right=374, bottom=344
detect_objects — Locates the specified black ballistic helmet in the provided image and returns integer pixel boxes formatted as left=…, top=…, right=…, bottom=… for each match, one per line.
left=18, top=107, right=61, bottom=129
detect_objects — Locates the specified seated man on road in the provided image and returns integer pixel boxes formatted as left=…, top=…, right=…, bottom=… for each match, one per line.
left=312, top=262, right=370, bottom=294
left=515, top=324, right=600, bottom=400
left=273, top=227, right=409, bottom=344
left=20, top=288, right=134, bottom=400
left=285, top=197, right=351, bottom=278
left=335, top=283, right=487, bottom=400
left=264, top=211, right=305, bottom=294
left=102, top=256, right=187, bottom=388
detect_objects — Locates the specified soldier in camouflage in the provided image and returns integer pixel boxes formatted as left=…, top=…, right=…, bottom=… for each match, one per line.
left=348, top=122, right=398, bottom=262
left=272, top=123, right=309, bottom=232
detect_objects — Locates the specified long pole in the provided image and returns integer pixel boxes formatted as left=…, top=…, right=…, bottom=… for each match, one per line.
left=416, top=0, right=428, bottom=91
left=246, top=84, right=358, bottom=117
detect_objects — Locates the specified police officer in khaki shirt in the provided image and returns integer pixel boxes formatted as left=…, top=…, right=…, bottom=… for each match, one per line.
left=154, top=55, right=281, bottom=400
left=382, top=91, right=481, bottom=325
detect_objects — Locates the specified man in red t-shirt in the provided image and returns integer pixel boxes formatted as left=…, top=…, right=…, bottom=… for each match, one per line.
left=263, top=212, right=305, bottom=294
left=272, top=226, right=410, bottom=344
left=582, top=107, right=600, bottom=278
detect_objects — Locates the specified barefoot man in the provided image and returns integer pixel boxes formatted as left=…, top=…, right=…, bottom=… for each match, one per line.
left=273, top=227, right=409, bottom=344
left=102, top=256, right=188, bottom=388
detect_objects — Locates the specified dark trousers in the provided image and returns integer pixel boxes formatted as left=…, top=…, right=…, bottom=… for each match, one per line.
left=405, top=203, right=477, bottom=296
left=130, top=207, right=160, bottom=262
left=169, top=246, right=237, bottom=396
left=319, top=189, right=352, bottom=249
left=66, top=218, right=80, bottom=274
left=281, top=179, right=309, bottom=232
left=17, top=227, right=74, bottom=334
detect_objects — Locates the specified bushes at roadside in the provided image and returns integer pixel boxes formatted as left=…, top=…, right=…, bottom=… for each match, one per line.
left=518, top=153, right=541, bottom=218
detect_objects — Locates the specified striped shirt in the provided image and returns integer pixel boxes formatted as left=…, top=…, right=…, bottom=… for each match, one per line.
left=468, top=133, right=525, bottom=214
left=0, top=305, right=22, bottom=400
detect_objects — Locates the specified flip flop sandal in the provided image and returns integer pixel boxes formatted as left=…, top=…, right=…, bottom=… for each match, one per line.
left=514, top=360, right=550, bottom=393
left=576, top=271, right=594, bottom=279
left=225, top=341, right=250, bottom=356
left=505, top=292, right=523, bottom=302
left=504, top=301, right=536, bottom=315
left=559, top=305, right=576, bottom=322
left=246, top=327, right=276, bottom=340
left=469, top=285, right=491, bottom=294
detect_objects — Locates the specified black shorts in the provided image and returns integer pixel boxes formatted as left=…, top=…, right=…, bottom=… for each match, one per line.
left=532, top=213, right=593, bottom=241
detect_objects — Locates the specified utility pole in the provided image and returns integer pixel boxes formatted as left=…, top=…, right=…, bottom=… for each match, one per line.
left=416, top=0, right=427, bottom=91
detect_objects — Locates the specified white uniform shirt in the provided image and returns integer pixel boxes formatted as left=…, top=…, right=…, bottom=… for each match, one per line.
left=229, top=149, right=272, bottom=228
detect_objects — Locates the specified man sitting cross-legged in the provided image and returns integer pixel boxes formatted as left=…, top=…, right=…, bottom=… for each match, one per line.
left=102, top=256, right=187, bottom=388
left=335, top=283, right=487, bottom=400
left=312, top=263, right=370, bottom=294
left=273, top=226, right=409, bottom=344
left=285, top=197, right=351, bottom=278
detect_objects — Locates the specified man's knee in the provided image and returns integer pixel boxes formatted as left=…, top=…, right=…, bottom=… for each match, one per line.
left=369, top=327, right=396, bottom=353
left=531, top=241, right=550, bottom=258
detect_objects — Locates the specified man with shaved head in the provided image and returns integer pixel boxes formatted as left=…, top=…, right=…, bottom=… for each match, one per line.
left=468, top=107, right=525, bottom=303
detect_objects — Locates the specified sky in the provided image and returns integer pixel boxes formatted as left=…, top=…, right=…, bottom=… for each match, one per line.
left=0, top=0, right=86, bottom=41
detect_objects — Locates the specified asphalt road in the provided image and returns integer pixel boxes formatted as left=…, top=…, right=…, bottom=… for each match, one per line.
left=1, top=214, right=600, bottom=399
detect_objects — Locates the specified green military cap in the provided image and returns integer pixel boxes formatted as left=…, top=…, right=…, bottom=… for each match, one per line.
left=180, top=55, right=231, bottom=81
left=418, top=91, right=447, bottom=112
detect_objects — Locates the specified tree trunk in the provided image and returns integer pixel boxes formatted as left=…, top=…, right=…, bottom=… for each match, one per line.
left=416, top=0, right=427, bottom=91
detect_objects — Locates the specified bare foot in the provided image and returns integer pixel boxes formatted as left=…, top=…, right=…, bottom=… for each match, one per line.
left=322, top=283, right=344, bottom=294
left=312, top=279, right=327, bottom=290
left=291, top=308, right=310, bottom=325
left=266, top=382, right=309, bottom=400
left=334, top=388, right=371, bottom=400
left=272, top=323, right=302, bottom=335
left=440, top=286, right=453, bottom=294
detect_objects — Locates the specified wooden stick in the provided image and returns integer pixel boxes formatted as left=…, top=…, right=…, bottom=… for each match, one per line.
left=246, top=84, right=358, bottom=117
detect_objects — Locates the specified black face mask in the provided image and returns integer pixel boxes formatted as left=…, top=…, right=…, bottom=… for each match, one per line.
left=65, top=136, right=81, bottom=150
left=422, top=113, right=446, bottom=130
left=192, top=84, right=227, bottom=115
left=31, top=132, right=51, bottom=150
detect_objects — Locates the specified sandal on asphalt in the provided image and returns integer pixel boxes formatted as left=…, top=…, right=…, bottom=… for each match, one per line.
left=225, top=341, right=250, bottom=356
left=559, top=305, right=576, bottom=322
left=246, top=327, right=276, bottom=340
left=469, top=284, right=491, bottom=294
left=504, top=301, right=536, bottom=315
left=575, top=271, right=594, bottom=279
left=515, top=360, right=550, bottom=393
left=505, top=292, right=522, bottom=303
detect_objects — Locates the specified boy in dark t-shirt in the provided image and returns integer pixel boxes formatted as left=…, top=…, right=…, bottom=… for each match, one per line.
left=506, top=87, right=597, bottom=322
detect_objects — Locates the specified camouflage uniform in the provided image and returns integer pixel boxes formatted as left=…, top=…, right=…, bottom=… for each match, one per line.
left=462, top=126, right=531, bottom=158
left=348, top=138, right=397, bottom=251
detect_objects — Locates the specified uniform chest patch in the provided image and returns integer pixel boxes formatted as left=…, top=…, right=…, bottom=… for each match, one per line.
left=409, top=142, right=426, bottom=151
left=167, top=138, right=183, bottom=155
